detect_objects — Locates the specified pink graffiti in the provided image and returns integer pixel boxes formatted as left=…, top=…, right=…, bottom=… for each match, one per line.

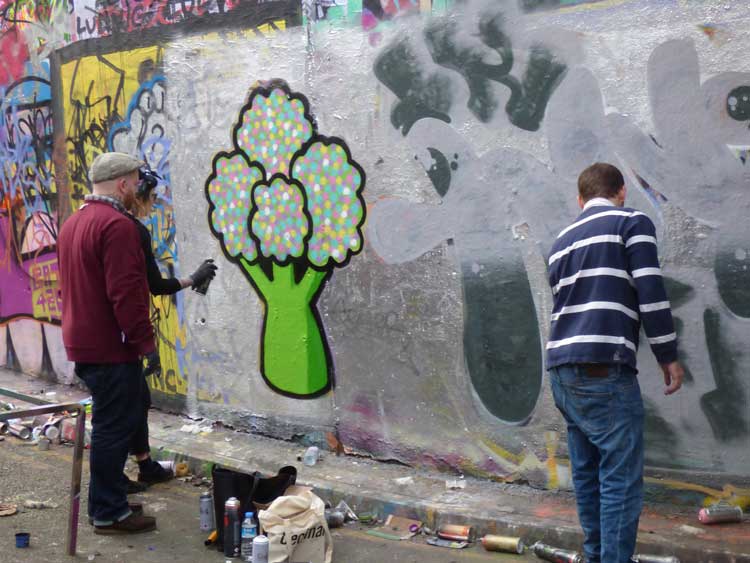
left=0, top=28, right=30, bottom=85
left=80, top=0, right=244, bottom=37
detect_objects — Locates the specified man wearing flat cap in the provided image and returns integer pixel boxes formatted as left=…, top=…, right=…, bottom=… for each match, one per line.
left=59, top=152, right=160, bottom=534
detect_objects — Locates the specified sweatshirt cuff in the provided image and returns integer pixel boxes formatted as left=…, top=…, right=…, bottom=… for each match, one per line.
left=655, top=345, right=678, bottom=365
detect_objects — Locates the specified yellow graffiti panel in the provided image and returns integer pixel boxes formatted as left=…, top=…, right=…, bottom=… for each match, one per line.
left=148, top=293, right=188, bottom=397
left=60, top=46, right=162, bottom=210
left=60, top=46, right=187, bottom=399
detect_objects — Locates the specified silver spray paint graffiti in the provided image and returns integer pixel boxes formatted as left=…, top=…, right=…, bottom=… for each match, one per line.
left=370, top=1, right=568, bottom=424
left=370, top=0, right=750, bottom=476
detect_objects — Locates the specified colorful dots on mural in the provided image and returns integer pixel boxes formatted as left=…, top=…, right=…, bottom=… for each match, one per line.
left=251, top=177, right=310, bottom=261
left=292, top=141, right=364, bottom=267
left=208, top=153, right=262, bottom=260
left=237, top=88, right=313, bottom=177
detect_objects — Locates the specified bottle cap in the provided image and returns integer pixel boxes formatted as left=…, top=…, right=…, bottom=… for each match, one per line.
left=245, top=512, right=254, bottom=517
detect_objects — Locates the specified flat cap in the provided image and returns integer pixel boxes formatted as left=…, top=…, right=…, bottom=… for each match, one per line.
left=90, top=152, right=145, bottom=183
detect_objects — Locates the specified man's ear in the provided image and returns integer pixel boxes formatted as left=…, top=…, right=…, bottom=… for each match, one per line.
left=577, top=194, right=585, bottom=209
left=618, top=185, right=627, bottom=206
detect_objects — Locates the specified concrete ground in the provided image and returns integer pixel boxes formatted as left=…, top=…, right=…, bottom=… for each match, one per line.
left=0, top=437, right=534, bottom=563
left=2, top=368, right=749, bottom=563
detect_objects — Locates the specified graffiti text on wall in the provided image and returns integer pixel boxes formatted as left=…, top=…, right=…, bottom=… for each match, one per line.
left=374, top=8, right=566, bottom=134
left=72, top=0, right=247, bottom=40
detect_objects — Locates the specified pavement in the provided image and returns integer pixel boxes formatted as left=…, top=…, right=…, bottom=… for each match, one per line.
left=1, top=368, right=750, bottom=563
left=0, top=437, right=535, bottom=562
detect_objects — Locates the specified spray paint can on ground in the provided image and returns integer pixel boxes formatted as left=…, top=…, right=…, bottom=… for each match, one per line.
left=200, top=492, right=214, bottom=532
left=698, top=504, right=743, bottom=524
left=481, top=534, right=525, bottom=554
left=532, top=542, right=584, bottom=563
left=42, top=423, right=59, bottom=441
left=251, top=535, right=269, bottom=563
left=325, top=509, right=345, bottom=528
left=8, top=423, right=30, bottom=440
left=437, top=524, right=475, bottom=542
left=224, top=497, right=241, bottom=558
left=631, top=555, right=681, bottom=563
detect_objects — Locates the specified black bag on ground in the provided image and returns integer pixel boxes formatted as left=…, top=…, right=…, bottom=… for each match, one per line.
left=211, top=464, right=297, bottom=551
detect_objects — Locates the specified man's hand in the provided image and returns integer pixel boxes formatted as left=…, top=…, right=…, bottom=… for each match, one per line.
left=660, top=361, right=684, bottom=395
left=143, top=351, right=161, bottom=378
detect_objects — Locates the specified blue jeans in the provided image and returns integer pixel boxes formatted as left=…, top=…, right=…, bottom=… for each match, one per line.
left=549, top=364, right=644, bottom=563
left=76, top=362, right=145, bottom=525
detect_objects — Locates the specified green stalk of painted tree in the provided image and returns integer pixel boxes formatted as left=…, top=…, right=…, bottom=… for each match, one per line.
left=241, top=258, right=330, bottom=397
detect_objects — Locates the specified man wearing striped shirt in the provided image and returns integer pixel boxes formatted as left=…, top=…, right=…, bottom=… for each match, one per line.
left=546, top=163, right=684, bottom=563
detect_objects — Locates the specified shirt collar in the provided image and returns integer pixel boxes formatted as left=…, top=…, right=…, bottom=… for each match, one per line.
left=583, top=197, right=615, bottom=211
left=83, top=193, right=127, bottom=214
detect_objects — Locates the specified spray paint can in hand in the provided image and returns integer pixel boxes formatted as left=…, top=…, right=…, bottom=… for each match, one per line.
left=251, top=535, right=269, bottom=563
left=698, top=504, right=743, bottom=524
left=192, top=259, right=215, bottom=296
left=223, top=497, right=241, bottom=558
left=200, top=492, right=214, bottom=532
left=532, top=542, right=584, bottom=563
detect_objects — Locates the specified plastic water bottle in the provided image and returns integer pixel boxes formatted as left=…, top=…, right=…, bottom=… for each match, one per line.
left=240, top=511, right=257, bottom=562
left=303, top=446, right=319, bottom=466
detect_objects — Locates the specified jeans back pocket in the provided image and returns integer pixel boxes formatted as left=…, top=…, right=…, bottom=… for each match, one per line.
left=569, top=387, right=615, bottom=435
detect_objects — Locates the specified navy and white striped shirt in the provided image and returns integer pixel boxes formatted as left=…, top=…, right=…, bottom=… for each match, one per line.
left=546, top=198, right=678, bottom=369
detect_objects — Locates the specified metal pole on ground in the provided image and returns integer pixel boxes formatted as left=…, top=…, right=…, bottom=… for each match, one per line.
left=0, top=393, right=86, bottom=557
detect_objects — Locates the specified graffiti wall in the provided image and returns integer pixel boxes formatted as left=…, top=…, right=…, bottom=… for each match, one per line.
left=2, top=0, right=749, bottom=500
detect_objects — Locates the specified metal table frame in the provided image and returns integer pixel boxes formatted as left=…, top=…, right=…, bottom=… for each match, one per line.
left=0, top=388, right=86, bottom=557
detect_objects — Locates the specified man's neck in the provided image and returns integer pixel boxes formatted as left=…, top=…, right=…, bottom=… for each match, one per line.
left=583, top=197, right=616, bottom=211
left=84, top=193, right=127, bottom=214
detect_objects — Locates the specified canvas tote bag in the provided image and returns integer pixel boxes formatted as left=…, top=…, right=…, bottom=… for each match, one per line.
left=258, top=486, right=333, bottom=563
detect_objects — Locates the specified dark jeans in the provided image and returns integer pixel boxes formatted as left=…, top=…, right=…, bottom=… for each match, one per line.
left=549, top=364, right=644, bottom=563
left=75, top=362, right=145, bottom=525
left=129, top=384, right=151, bottom=456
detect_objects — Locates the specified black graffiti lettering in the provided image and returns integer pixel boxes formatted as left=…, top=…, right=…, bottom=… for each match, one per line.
left=129, top=2, right=151, bottom=31
left=373, top=38, right=453, bottom=135
left=375, top=9, right=565, bottom=134
left=75, top=14, right=97, bottom=37
left=424, top=12, right=566, bottom=129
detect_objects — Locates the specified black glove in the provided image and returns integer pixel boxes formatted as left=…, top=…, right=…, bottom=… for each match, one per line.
left=143, top=351, right=161, bottom=378
left=190, top=259, right=217, bottom=289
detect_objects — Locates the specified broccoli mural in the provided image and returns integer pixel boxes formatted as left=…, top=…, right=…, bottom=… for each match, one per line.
left=205, top=82, right=366, bottom=398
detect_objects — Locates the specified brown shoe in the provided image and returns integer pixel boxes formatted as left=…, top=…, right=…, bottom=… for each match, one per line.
left=89, top=503, right=143, bottom=526
left=94, top=513, right=156, bottom=535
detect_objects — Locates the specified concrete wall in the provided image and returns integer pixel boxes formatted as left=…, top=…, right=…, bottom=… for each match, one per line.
left=2, top=0, right=749, bottom=503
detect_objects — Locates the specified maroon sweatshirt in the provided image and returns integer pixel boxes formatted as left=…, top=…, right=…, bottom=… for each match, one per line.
left=59, top=200, right=155, bottom=363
